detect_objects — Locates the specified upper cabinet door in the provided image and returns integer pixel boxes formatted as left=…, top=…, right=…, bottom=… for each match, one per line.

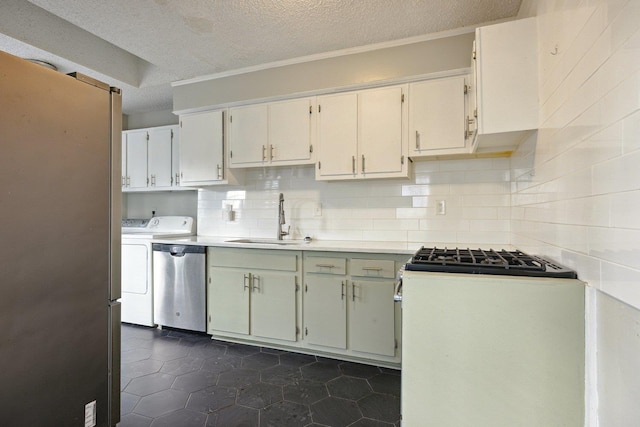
left=316, top=92, right=358, bottom=179
left=358, top=85, right=405, bottom=176
left=147, top=127, right=173, bottom=188
left=229, top=104, right=268, bottom=167
left=125, top=130, right=148, bottom=189
left=268, top=98, right=314, bottom=164
left=179, top=110, right=224, bottom=185
left=408, top=76, right=467, bottom=156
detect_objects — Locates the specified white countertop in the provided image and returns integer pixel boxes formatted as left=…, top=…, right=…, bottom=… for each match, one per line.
left=147, top=235, right=418, bottom=255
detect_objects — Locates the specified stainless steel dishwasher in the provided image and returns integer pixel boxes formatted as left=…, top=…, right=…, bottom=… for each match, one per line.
left=152, top=244, right=206, bottom=332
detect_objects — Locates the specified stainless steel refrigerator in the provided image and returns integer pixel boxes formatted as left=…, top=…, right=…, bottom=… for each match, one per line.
left=0, top=50, right=121, bottom=426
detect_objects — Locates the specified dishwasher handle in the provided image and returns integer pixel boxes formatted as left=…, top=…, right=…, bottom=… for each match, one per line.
left=152, top=243, right=206, bottom=257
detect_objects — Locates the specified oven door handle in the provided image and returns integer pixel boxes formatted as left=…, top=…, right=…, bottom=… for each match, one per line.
left=393, top=268, right=404, bottom=302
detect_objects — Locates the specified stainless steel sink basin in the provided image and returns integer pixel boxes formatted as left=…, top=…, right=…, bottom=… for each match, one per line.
left=224, top=238, right=303, bottom=246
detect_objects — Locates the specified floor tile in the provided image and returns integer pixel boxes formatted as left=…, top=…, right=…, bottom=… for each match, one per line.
left=259, top=400, right=312, bottom=427
left=358, top=393, right=401, bottom=424
left=237, top=382, right=283, bottom=409
left=125, top=372, right=176, bottom=396
left=120, top=324, right=401, bottom=427
left=186, top=385, right=237, bottom=414
left=310, top=396, right=362, bottom=427
left=205, top=405, right=259, bottom=427
left=327, top=376, right=372, bottom=400
left=148, top=408, right=207, bottom=427
left=133, top=389, right=189, bottom=418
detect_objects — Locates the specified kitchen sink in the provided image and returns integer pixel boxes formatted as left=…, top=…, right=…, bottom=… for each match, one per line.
left=224, top=238, right=303, bottom=246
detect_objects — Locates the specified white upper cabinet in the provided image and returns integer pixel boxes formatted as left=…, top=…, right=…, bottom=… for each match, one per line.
left=316, top=85, right=408, bottom=181
left=179, top=110, right=225, bottom=186
left=316, top=92, right=358, bottom=179
left=229, top=104, right=268, bottom=166
left=408, top=76, right=469, bottom=157
left=122, top=125, right=182, bottom=192
left=471, top=17, right=538, bottom=152
left=123, top=130, right=148, bottom=189
left=268, top=98, right=314, bottom=164
left=147, top=127, right=173, bottom=188
left=229, top=97, right=315, bottom=168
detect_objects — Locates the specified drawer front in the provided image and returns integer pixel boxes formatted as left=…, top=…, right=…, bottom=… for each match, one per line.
left=350, top=258, right=396, bottom=279
left=208, top=248, right=299, bottom=272
left=305, top=256, right=347, bottom=275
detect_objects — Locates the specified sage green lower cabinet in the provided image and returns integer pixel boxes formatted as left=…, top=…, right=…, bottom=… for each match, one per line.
left=348, top=279, right=395, bottom=357
left=303, top=252, right=405, bottom=365
left=207, top=247, right=301, bottom=344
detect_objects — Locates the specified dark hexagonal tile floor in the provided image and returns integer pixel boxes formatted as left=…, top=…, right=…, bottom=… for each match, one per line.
left=118, top=324, right=401, bottom=427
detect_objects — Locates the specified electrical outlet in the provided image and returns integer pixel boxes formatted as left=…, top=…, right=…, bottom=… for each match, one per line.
left=436, top=200, right=446, bottom=215
left=313, top=203, right=322, bottom=217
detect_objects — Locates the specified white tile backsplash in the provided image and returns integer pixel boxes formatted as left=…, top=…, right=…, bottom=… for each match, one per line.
left=197, top=158, right=512, bottom=246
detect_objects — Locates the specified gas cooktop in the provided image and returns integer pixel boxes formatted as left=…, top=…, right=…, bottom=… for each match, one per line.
left=405, top=247, right=577, bottom=279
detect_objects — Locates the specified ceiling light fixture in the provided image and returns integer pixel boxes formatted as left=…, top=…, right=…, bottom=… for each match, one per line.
left=25, top=59, right=58, bottom=71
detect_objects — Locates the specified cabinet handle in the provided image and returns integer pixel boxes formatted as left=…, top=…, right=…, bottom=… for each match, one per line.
left=175, top=173, right=180, bottom=185
left=352, top=156, right=355, bottom=174
left=270, top=144, right=274, bottom=161
left=341, top=281, right=345, bottom=300
left=252, top=275, right=260, bottom=293
left=362, top=155, right=365, bottom=174
left=316, top=263, right=335, bottom=269
left=416, top=130, right=420, bottom=149
left=262, top=145, right=266, bottom=162
left=121, top=176, right=125, bottom=187
left=352, top=283, right=356, bottom=302
left=126, top=176, right=130, bottom=186
left=243, top=273, right=250, bottom=291
left=217, top=164, right=222, bottom=180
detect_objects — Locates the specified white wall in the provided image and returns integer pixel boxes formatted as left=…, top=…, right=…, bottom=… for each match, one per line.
left=197, top=157, right=511, bottom=247
left=516, top=0, right=640, bottom=424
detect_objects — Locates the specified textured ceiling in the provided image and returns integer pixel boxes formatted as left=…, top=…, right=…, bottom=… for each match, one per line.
left=0, top=0, right=522, bottom=114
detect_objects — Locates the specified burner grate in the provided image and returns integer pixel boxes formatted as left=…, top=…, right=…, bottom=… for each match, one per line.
left=406, top=247, right=577, bottom=278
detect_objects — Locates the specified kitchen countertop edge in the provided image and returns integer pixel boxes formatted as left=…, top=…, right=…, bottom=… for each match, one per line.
left=148, top=236, right=418, bottom=255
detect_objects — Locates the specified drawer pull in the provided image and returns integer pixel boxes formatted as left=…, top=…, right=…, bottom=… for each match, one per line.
left=316, top=264, right=335, bottom=269
left=362, top=267, right=383, bottom=271
left=341, top=281, right=345, bottom=300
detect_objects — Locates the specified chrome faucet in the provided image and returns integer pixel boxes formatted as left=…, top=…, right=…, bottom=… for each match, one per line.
left=277, top=193, right=289, bottom=240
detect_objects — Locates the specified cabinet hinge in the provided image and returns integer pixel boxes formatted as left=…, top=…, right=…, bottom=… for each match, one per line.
left=464, top=84, right=468, bottom=95
left=401, top=93, right=405, bottom=103
left=318, top=161, right=321, bottom=170
left=309, top=145, right=313, bottom=154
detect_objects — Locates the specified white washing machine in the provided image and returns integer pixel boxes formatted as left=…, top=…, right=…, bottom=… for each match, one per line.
left=121, top=216, right=195, bottom=326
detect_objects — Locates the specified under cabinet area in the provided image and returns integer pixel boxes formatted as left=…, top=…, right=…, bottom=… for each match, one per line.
left=207, top=247, right=301, bottom=344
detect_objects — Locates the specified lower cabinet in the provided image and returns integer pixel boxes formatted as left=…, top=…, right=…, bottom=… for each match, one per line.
left=207, top=247, right=301, bottom=343
left=303, top=252, right=403, bottom=362
left=205, top=247, right=404, bottom=366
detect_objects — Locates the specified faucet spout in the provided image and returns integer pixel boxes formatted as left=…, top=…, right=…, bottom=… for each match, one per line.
left=277, top=193, right=289, bottom=240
